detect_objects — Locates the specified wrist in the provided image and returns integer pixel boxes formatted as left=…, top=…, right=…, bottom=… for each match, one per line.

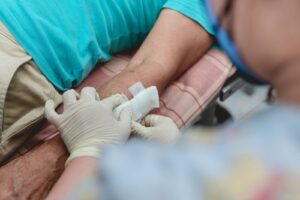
left=66, top=146, right=101, bottom=166
left=66, top=156, right=98, bottom=168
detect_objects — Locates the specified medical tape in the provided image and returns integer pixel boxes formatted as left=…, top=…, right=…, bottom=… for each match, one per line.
left=128, top=81, right=145, bottom=97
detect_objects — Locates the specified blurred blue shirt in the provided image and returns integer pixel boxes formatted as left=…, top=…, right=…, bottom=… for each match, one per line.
left=67, top=104, right=300, bottom=200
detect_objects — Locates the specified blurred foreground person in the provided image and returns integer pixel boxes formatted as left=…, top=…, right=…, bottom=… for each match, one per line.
left=45, top=0, right=300, bottom=199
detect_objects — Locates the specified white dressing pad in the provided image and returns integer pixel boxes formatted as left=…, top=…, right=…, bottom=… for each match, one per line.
left=113, top=84, right=159, bottom=121
left=128, top=81, right=145, bottom=96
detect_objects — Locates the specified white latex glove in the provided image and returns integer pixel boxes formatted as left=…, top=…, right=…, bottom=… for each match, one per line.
left=131, top=114, right=181, bottom=144
left=44, top=87, right=132, bottom=164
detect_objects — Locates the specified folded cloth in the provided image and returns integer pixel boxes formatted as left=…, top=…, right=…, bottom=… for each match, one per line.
left=0, top=49, right=231, bottom=200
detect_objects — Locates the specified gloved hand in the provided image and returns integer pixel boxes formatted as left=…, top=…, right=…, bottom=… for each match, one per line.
left=44, top=87, right=132, bottom=165
left=131, top=114, right=181, bottom=144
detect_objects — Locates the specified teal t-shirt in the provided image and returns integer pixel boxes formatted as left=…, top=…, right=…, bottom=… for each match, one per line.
left=0, top=0, right=213, bottom=91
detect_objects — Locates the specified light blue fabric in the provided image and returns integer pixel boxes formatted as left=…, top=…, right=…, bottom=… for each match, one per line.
left=0, top=0, right=212, bottom=91
left=66, top=104, right=300, bottom=200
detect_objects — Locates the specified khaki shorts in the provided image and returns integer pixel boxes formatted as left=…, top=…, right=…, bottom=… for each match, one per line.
left=0, top=21, right=62, bottom=159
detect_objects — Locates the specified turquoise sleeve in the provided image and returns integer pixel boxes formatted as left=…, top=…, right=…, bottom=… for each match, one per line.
left=163, top=0, right=214, bottom=35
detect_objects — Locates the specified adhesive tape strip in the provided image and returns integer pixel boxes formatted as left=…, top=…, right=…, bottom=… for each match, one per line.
left=129, top=82, right=145, bottom=97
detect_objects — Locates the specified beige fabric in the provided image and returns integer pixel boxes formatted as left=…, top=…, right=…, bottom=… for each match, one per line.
left=0, top=21, right=62, bottom=158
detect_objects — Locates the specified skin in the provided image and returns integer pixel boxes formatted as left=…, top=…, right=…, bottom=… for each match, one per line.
left=46, top=0, right=300, bottom=199
left=48, top=1, right=300, bottom=199
left=46, top=9, right=213, bottom=200
left=46, top=1, right=300, bottom=199
left=98, top=9, right=213, bottom=98
left=212, top=0, right=300, bottom=105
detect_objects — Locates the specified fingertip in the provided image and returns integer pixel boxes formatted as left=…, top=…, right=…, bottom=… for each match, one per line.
left=44, top=100, right=59, bottom=124
left=45, top=100, right=55, bottom=112
left=130, top=120, right=143, bottom=132
left=115, top=93, right=125, bottom=101
left=111, top=93, right=127, bottom=109
left=63, top=89, right=79, bottom=107
left=80, top=87, right=98, bottom=101
left=120, top=94, right=129, bottom=102
left=45, top=99, right=53, bottom=106
left=131, top=120, right=138, bottom=126
left=63, top=89, right=79, bottom=98
left=142, top=114, right=154, bottom=126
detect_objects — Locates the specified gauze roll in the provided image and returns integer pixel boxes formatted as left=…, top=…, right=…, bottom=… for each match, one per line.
left=113, top=86, right=159, bottom=121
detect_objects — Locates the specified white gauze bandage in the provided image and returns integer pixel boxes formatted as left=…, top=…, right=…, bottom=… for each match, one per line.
left=113, top=82, right=160, bottom=121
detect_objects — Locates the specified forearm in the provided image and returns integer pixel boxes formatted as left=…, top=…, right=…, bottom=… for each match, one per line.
left=46, top=9, right=213, bottom=198
left=46, top=157, right=98, bottom=200
left=98, top=9, right=213, bottom=98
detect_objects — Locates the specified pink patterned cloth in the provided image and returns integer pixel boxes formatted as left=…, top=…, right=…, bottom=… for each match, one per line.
left=0, top=49, right=231, bottom=200
left=154, top=49, right=232, bottom=127
left=21, top=49, right=231, bottom=152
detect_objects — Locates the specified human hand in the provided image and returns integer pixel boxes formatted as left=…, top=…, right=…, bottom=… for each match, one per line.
left=131, top=114, right=181, bottom=144
left=44, top=87, right=132, bottom=164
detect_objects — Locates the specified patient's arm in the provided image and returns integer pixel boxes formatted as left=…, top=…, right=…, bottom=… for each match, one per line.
left=0, top=9, right=214, bottom=200
left=98, top=9, right=213, bottom=98
left=47, top=9, right=213, bottom=199
left=46, top=157, right=97, bottom=200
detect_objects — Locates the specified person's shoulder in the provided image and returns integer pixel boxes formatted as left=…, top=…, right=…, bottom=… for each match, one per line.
left=163, top=0, right=214, bottom=35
